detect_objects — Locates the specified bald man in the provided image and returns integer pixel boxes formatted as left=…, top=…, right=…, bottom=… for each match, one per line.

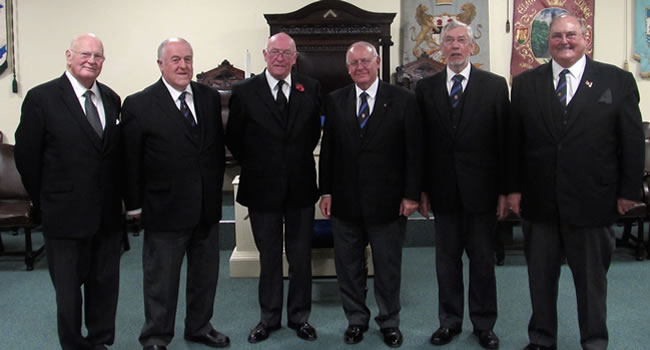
left=15, top=33, right=123, bottom=350
left=226, top=32, right=322, bottom=343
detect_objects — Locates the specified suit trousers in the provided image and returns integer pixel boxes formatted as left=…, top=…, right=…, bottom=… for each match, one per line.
left=331, top=216, right=406, bottom=329
left=434, top=211, right=498, bottom=331
left=249, top=206, right=314, bottom=327
left=139, top=223, right=220, bottom=347
left=522, top=220, right=615, bottom=350
left=45, top=230, right=122, bottom=350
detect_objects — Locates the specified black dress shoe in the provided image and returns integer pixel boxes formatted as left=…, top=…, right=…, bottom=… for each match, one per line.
left=430, top=327, right=461, bottom=345
left=288, top=321, right=317, bottom=341
left=185, top=329, right=230, bottom=348
left=248, top=322, right=281, bottom=343
left=143, top=346, right=167, bottom=350
left=522, top=344, right=557, bottom=350
left=344, top=325, right=368, bottom=344
left=381, top=327, right=403, bottom=348
left=473, top=329, right=499, bottom=349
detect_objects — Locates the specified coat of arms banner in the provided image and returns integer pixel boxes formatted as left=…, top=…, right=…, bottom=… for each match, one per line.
left=400, top=0, right=490, bottom=69
left=634, top=0, right=650, bottom=78
left=511, top=0, right=594, bottom=77
left=1, top=0, right=7, bottom=74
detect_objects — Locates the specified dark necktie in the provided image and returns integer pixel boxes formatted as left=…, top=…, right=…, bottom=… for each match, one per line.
left=556, top=69, right=569, bottom=106
left=358, top=91, right=369, bottom=128
left=179, top=91, right=197, bottom=128
left=276, top=80, right=288, bottom=113
left=449, top=74, right=464, bottom=109
left=83, top=90, right=103, bottom=138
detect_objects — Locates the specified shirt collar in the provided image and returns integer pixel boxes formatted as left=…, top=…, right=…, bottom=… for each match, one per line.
left=65, top=70, right=99, bottom=98
left=446, top=63, right=471, bottom=84
left=552, top=55, right=586, bottom=79
left=355, top=77, right=379, bottom=99
left=161, top=77, right=192, bottom=101
left=265, top=69, right=292, bottom=91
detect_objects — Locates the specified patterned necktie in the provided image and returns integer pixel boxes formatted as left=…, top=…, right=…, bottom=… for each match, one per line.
left=276, top=80, right=288, bottom=113
left=556, top=69, right=569, bottom=106
left=83, top=90, right=103, bottom=138
left=179, top=91, right=197, bottom=128
left=449, top=74, right=464, bottom=109
left=358, top=91, right=369, bottom=128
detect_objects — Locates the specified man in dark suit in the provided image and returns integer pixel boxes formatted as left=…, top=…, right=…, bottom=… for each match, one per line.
left=14, top=33, right=123, bottom=350
left=121, top=38, right=229, bottom=350
left=416, top=21, right=506, bottom=350
left=226, top=32, right=321, bottom=343
left=507, top=15, right=644, bottom=350
left=319, top=41, right=422, bottom=348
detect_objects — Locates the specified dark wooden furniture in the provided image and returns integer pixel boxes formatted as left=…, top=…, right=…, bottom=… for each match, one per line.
left=196, top=59, right=246, bottom=165
left=0, top=144, right=44, bottom=270
left=265, top=0, right=395, bottom=99
left=395, top=55, right=445, bottom=91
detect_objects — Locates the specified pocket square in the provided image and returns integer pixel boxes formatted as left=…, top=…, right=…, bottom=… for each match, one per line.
left=598, top=89, right=612, bottom=104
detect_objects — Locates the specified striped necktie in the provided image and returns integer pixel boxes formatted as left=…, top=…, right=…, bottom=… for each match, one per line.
left=556, top=69, right=569, bottom=106
left=179, top=91, right=197, bottom=128
left=358, top=91, right=369, bottom=128
left=450, top=74, right=464, bottom=109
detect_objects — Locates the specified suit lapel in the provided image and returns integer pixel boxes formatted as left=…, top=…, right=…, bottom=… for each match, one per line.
left=190, top=82, right=208, bottom=149
left=153, top=79, right=198, bottom=146
left=563, top=58, right=600, bottom=133
left=456, top=66, right=481, bottom=137
left=253, top=73, right=286, bottom=128
left=535, top=63, right=561, bottom=142
left=286, top=74, right=304, bottom=134
left=362, top=81, right=390, bottom=147
left=97, top=82, right=117, bottom=151
left=58, top=74, right=103, bottom=151
left=343, top=86, right=362, bottom=151
left=432, top=71, right=455, bottom=140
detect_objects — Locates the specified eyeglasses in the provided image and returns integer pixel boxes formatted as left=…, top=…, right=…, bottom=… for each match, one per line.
left=442, top=36, right=470, bottom=46
left=71, top=49, right=105, bottom=62
left=549, top=31, right=582, bottom=42
left=267, top=49, right=295, bottom=59
left=348, top=57, right=375, bottom=67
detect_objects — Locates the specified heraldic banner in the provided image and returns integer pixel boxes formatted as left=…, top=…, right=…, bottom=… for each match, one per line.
left=511, top=0, right=594, bottom=77
left=634, top=0, right=650, bottom=78
left=1, top=0, right=7, bottom=74
left=401, top=0, right=490, bottom=69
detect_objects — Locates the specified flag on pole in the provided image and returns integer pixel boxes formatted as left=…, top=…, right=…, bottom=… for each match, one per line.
left=0, top=0, right=7, bottom=74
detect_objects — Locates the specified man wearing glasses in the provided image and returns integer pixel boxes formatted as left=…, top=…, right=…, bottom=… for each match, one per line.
left=226, top=32, right=322, bottom=343
left=508, top=14, right=644, bottom=350
left=15, top=33, right=123, bottom=350
left=319, top=41, right=422, bottom=347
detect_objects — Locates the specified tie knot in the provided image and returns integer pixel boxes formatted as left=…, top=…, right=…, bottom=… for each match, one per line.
left=84, top=90, right=94, bottom=98
left=559, top=69, right=569, bottom=78
left=179, top=91, right=187, bottom=102
left=277, top=80, right=285, bottom=89
left=452, top=74, right=463, bottom=84
left=360, top=91, right=368, bottom=100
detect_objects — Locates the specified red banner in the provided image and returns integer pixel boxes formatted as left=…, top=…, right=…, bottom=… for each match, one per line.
left=510, top=0, right=595, bottom=77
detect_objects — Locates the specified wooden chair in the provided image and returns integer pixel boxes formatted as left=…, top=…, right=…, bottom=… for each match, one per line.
left=0, top=144, right=44, bottom=270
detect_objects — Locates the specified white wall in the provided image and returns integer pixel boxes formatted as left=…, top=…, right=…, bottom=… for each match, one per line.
left=0, top=0, right=646, bottom=143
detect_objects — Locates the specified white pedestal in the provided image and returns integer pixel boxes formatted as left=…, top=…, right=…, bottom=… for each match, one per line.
left=228, top=175, right=374, bottom=278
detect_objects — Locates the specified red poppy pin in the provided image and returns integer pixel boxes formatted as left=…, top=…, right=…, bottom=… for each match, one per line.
left=295, top=83, right=305, bottom=92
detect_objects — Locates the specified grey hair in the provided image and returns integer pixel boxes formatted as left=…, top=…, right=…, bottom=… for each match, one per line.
left=549, top=13, right=587, bottom=37
left=441, top=20, right=475, bottom=44
left=346, top=41, right=378, bottom=64
left=157, top=37, right=192, bottom=60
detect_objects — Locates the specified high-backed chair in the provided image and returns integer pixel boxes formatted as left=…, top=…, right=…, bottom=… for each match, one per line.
left=0, top=144, right=44, bottom=270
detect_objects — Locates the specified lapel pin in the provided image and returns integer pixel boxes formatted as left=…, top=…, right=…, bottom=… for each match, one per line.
left=585, top=80, right=593, bottom=88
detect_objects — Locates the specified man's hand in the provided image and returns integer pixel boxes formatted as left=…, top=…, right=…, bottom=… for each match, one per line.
left=419, top=192, right=431, bottom=218
left=400, top=198, right=419, bottom=217
left=617, top=198, right=639, bottom=215
left=319, top=196, right=332, bottom=218
left=506, top=192, right=522, bottom=216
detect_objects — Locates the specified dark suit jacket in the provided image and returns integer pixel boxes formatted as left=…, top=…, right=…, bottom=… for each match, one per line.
left=319, top=81, right=422, bottom=225
left=121, top=79, right=225, bottom=231
left=416, top=66, right=509, bottom=214
left=226, top=71, right=321, bottom=210
left=508, top=58, right=644, bottom=227
left=15, top=73, right=123, bottom=238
